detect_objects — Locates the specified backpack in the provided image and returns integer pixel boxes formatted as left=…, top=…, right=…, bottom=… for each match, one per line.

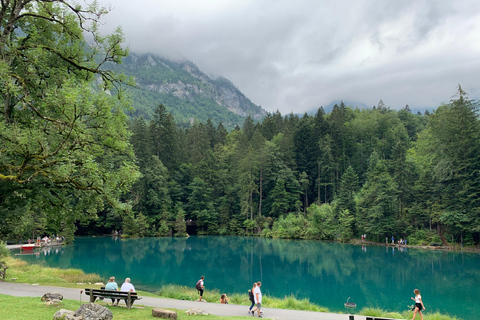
left=248, top=289, right=254, bottom=302
left=196, top=280, right=202, bottom=290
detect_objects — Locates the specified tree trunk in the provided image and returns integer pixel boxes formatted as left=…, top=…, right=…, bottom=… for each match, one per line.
left=258, top=167, right=263, bottom=217
left=317, top=163, right=321, bottom=203
left=250, top=191, right=253, bottom=221
left=4, top=95, right=13, bottom=123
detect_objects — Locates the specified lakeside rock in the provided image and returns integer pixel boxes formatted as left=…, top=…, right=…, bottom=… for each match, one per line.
left=41, top=292, right=63, bottom=301
left=53, top=309, right=75, bottom=320
left=74, top=303, right=112, bottom=320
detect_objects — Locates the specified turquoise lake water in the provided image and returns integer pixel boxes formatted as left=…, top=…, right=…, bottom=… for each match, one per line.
left=14, top=236, right=479, bottom=319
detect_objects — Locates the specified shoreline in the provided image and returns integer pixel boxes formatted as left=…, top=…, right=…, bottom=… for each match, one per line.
left=350, top=239, right=480, bottom=254
left=6, top=235, right=480, bottom=255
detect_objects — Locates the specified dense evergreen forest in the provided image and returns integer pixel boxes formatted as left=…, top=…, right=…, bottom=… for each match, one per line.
left=87, top=90, right=479, bottom=246
left=1, top=1, right=479, bottom=247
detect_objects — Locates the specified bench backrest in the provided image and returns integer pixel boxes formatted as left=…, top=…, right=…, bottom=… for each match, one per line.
left=84, top=288, right=138, bottom=298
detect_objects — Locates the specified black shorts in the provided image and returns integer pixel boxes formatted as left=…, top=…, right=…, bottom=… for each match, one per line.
left=198, top=289, right=204, bottom=296
left=415, top=303, right=422, bottom=310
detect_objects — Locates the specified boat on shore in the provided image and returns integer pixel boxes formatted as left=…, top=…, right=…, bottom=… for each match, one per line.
left=20, top=244, right=37, bottom=251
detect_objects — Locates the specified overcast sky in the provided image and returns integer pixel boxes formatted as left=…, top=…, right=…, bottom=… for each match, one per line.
left=100, top=0, right=480, bottom=114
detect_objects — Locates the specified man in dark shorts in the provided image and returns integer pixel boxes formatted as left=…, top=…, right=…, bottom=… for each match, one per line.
left=196, top=276, right=205, bottom=301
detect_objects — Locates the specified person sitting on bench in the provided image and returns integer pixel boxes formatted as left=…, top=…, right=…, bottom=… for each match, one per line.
left=120, top=278, right=136, bottom=292
left=105, top=276, right=119, bottom=306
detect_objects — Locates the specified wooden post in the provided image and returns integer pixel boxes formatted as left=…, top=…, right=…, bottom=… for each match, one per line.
left=89, top=289, right=94, bottom=302
left=0, top=262, right=8, bottom=280
left=127, top=292, right=131, bottom=309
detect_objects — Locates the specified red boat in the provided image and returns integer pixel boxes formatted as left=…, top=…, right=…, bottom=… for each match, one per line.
left=20, top=244, right=36, bottom=251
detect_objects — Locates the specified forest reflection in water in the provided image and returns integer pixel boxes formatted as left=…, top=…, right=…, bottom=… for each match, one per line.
left=15, top=236, right=479, bottom=319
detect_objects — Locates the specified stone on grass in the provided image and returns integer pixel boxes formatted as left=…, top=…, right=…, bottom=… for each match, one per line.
left=94, top=282, right=104, bottom=286
left=53, top=309, right=75, bottom=320
left=74, top=303, right=113, bottom=320
left=46, top=299, right=63, bottom=306
left=41, top=292, right=64, bottom=301
left=185, top=308, right=209, bottom=316
left=152, top=308, right=177, bottom=319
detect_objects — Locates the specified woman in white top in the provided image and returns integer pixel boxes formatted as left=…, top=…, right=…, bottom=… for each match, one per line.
left=411, top=288, right=425, bottom=320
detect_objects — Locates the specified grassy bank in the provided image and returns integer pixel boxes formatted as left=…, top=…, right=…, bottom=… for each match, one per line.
left=2, top=256, right=102, bottom=287
left=1, top=256, right=461, bottom=320
left=157, top=284, right=460, bottom=320
left=157, top=284, right=329, bottom=312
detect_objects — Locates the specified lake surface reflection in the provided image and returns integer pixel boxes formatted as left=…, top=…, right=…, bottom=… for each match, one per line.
left=15, top=236, right=479, bottom=319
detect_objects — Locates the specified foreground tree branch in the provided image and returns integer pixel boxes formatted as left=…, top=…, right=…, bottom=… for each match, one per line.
left=0, top=0, right=140, bottom=242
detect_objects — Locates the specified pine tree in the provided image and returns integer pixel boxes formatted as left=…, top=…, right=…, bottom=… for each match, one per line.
left=174, top=204, right=188, bottom=237
left=150, top=104, right=179, bottom=170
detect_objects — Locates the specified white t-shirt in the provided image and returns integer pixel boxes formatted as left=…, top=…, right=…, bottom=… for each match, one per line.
left=254, top=286, right=262, bottom=304
left=120, top=282, right=135, bottom=292
left=415, top=295, right=421, bottom=303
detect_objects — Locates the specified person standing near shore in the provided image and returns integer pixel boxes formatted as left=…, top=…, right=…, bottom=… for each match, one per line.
left=411, top=288, right=425, bottom=320
left=196, top=276, right=205, bottom=301
left=254, top=281, right=262, bottom=318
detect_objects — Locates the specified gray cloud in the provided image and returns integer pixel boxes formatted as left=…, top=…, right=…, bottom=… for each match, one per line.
left=100, top=0, right=480, bottom=113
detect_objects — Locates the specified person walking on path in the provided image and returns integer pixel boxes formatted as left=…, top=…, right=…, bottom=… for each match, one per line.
left=248, top=283, right=257, bottom=314
left=411, top=288, right=425, bottom=320
left=105, top=276, right=119, bottom=306
left=120, top=277, right=135, bottom=292
left=254, top=281, right=262, bottom=318
left=196, top=276, right=205, bottom=301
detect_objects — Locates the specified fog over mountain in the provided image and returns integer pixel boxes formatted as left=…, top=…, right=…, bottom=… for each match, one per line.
left=101, top=0, right=480, bottom=114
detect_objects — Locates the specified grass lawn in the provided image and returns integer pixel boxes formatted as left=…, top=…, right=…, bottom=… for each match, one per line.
left=0, top=294, right=254, bottom=320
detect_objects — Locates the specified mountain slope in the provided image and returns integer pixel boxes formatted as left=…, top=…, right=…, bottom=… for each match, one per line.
left=107, top=53, right=267, bottom=126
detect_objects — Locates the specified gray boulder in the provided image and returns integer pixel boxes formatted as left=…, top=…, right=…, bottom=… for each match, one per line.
left=53, top=309, right=75, bottom=320
left=74, top=303, right=113, bottom=320
left=46, top=299, right=63, bottom=306
left=42, top=292, right=64, bottom=301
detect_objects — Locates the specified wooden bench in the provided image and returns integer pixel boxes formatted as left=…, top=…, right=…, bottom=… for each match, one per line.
left=84, top=288, right=141, bottom=309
